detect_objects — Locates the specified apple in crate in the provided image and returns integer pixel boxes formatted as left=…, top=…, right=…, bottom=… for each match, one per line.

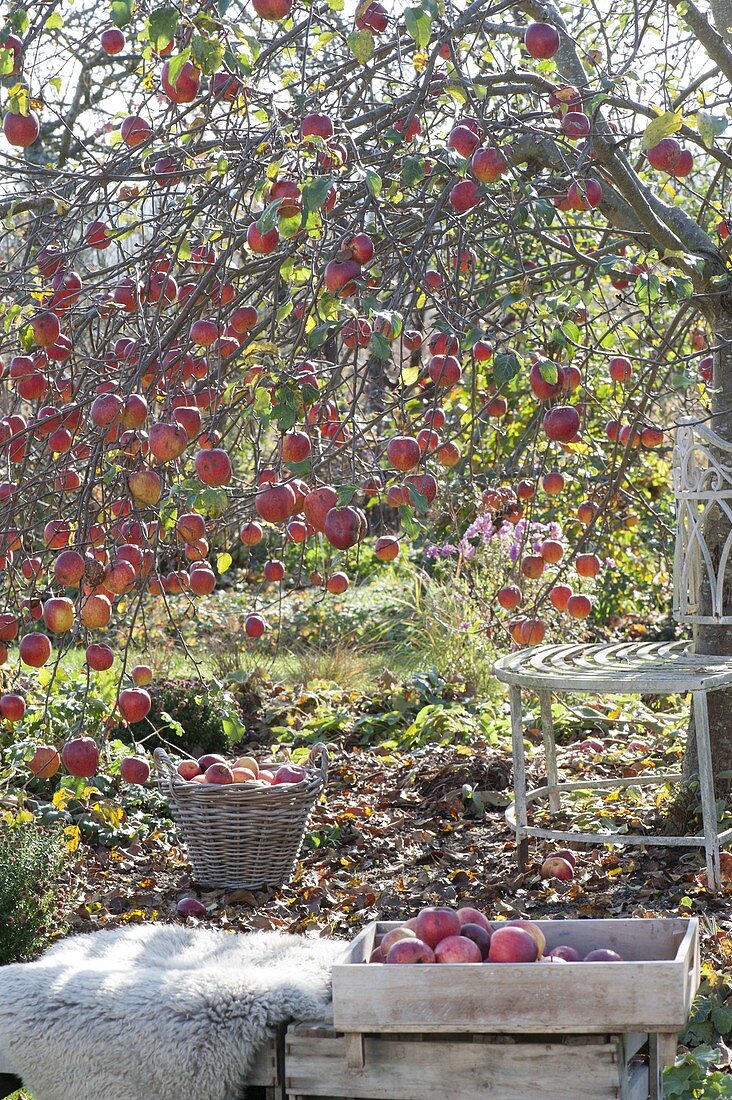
left=460, top=923, right=491, bottom=959
left=415, top=907, right=461, bottom=948
left=457, top=906, right=491, bottom=932
left=258, top=770, right=275, bottom=784
left=177, top=759, right=201, bottom=780
left=488, top=926, right=539, bottom=963
left=507, top=919, right=546, bottom=956
left=198, top=753, right=227, bottom=770
left=434, top=935, right=482, bottom=964
left=233, top=755, right=259, bottom=777
left=385, top=939, right=435, bottom=964
left=548, top=944, right=581, bottom=962
left=584, top=949, right=622, bottom=962
left=380, top=927, right=416, bottom=954
left=204, top=762, right=234, bottom=784
left=274, top=763, right=307, bottom=784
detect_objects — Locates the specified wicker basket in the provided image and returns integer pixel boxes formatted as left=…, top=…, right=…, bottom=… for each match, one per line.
left=153, top=744, right=328, bottom=889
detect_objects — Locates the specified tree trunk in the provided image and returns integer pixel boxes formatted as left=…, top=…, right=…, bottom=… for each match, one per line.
left=681, top=310, right=732, bottom=796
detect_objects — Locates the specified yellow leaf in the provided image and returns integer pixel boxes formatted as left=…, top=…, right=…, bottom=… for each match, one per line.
left=641, top=110, right=683, bottom=150
left=64, top=825, right=81, bottom=852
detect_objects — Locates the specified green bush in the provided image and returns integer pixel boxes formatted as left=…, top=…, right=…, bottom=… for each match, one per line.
left=0, top=824, right=66, bottom=964
left=114, top=679, right=237, bottom=757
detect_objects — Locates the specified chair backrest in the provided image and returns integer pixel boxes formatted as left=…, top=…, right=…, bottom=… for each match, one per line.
left=674, top=418, right=732, bottom=624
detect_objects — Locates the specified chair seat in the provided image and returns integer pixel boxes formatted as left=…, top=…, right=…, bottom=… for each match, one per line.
left=494, top=640, right=732, bottom=694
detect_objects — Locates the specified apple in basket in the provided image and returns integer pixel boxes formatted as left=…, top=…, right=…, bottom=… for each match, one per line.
left=233, top=755, right=259, bottom=776
left=204, top=762, right=234, bottom=784
left=198, top=753, right=227, bottom=770
left=274, top=763, right=307, bottom=784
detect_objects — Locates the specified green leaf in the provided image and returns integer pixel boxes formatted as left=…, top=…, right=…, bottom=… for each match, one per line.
left=0, top=49, right=13, bottom=76
left=45, top=11, right=64, bottom=29
left=539, top=359, right=559, bottom=384
left=401, top=155, right=425, bottom=188
left=308, top=322, right=338, bottom=348
left=107, top=6, right=130, bottom=37
left=336, top=484, right=357, bottom=505
left=272, top=385, right=299, bottom=430
left=164, top=49, right=192, bottom=89
left=191, top=34, right=225, bottom=75
left=493, top=351, right=521, bottom=385
left=302, top=175, right=333, bottom=213
left=634, top=272, right=661, bottom=307
left=216, top=552, right=232, bottom=574
left=697, top=110, right=727, bottom=148
left=641, top=110, right=682, bottom=151
left=369, top=331, right=391, bottom=359
left=257, top=199, right=283, bottom=233
left=405, top=5, right=432, bottom=48
left=364, top=167, right=382, bottom=197
left=7, top=10, right=28, bottom=34
left=347, top=28, right=374, bottom=63
left=146, top=7, right=179, bottom=51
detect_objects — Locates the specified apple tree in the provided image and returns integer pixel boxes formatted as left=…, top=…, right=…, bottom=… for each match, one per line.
left=0, top=0, right=730, bottom=788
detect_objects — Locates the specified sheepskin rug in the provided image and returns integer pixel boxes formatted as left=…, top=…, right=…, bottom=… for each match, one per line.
left=0, top=923, right=342, bottom=1100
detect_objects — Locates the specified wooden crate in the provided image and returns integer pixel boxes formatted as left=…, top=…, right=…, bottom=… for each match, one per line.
left=284, top=1021, right=650, bottom=1100
left=332, top=918, right=699, bottom=1037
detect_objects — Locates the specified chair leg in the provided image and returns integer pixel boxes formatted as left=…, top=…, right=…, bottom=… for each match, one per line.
left=539, top=689, right=560, bottom=814
left=510, top=685, right=529, bottom=866
left=692, top=692, right=721, bottom=892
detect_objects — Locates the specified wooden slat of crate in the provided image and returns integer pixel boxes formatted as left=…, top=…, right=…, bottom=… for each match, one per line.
left=285, top=1026, right=638, bottom=1100
left=248, top=1039, right=277, bottom=1087
left=333, top=919, right=698, bottom=1035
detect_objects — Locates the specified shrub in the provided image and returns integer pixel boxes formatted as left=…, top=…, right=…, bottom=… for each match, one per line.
left=0, top=823, right=67, bottom=964
left=113, top=679, right=239, bottom=757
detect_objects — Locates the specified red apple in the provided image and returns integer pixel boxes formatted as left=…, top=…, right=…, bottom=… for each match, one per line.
left=86, top=643, right=114, bottom=670
left=647, top=138, right=681, bottom=172
left=415, top=907, right=461, bottom=949
left=194, top=448, right=232, bottom=486
left=385, top=938, right=435, bottom=964
left=61, top=736, right=99, bottom=777
left=28, top=745, right=61, bottom=779
left=0, top=693, right=25, bottom=722
left=584, top=949, right=622, bottom=962
left=543, top=405, right=580, bottom=442
left=274, top=763, right=307, bottom=784
left=120, top=756, right=150, bottom=784
left=488, top=926, right=539, bottom=963
left=198, top=753, right=227, bottom=770
left=380, top=927, right=416, bottom=954
left=387, top=436, right=421, bottom=471
left=456, top=906, right=492, bottom=932
left=549, top=944, right=581, bottom=961
left=541, top=856, right=574, bottom=881
left=205, top=762, right=234, bottom=784
left=434, top=935, right=482, bottom=963
left=176, top=897, right=206, bottom=917
left=177, top=760, right=201, bottom=780
left=101, top=27, right=125, bottom=54
left=525, top=21, right=560, bottom=58
left=459, top=923, right=492, bottom=959
left=118, top=687, right=152, bottom=723
left=323, top=506, right=366, bottom=550
left=3, top=110, right=40, bottom=147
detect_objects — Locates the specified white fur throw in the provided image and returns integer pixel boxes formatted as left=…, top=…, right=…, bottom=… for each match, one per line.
left=0, top=923, right=342, bottom=1100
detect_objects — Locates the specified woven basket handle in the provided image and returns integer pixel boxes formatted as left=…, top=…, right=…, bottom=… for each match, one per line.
left=308, top=742, right=329, bottom=785
left=153, top=747, right=184, bottom=783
